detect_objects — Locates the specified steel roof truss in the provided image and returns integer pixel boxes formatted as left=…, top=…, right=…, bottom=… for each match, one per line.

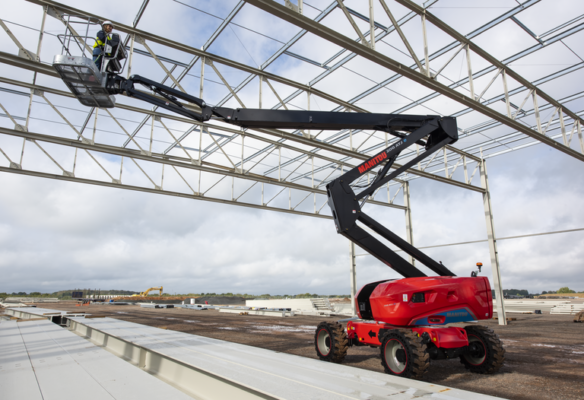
left=243, top=0, right=584, bottom=162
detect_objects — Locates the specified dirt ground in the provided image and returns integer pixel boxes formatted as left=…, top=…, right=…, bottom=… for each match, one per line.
left=24, top=303, right=584, bottom=400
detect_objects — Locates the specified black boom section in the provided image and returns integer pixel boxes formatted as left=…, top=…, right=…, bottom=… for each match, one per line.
left=344, top=225, right=428, bottom=278
left=212, top=108, right=431, bottom=132
left=327, top=116, right=458, bottom=278
left=358, top=213, right=455, bottom=277
left=106, top=74, right=213, bottom=121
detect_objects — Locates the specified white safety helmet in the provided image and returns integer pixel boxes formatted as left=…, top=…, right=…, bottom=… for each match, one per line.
left=102, top=20, right=114, bottom=29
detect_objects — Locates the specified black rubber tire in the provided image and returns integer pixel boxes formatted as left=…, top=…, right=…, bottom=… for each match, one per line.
left=314, top=321, right=348, bottom=363
left=379, top=329, right=430, bottom=379
left=460, top=325, right=505, bottom=374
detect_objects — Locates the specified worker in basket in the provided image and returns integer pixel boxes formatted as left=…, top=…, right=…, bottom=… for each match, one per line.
left=92, top=20, right=119, bottom=71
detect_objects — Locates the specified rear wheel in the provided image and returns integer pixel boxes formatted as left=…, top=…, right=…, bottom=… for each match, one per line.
left=460, top=325, right=505, bottom=374
left=380, top=330, right=429, bottom=379
left=314, top=321, right=348, bottom=363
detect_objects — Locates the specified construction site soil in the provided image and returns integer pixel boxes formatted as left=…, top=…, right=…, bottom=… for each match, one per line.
left=28, top=303, right=584, bottom=400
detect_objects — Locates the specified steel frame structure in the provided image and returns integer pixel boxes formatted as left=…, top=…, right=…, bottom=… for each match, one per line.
left=2, top=0, right=583, bottom=324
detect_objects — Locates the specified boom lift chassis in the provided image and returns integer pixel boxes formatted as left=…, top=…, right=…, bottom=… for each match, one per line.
left=53, top=57, right=505, bottom=379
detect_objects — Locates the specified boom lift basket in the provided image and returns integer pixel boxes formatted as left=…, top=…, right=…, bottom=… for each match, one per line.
left=52, top=14, right=126, bottom=109
left=53, top=55, right=116, bottom=108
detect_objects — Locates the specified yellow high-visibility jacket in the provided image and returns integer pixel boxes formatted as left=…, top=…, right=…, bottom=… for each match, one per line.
left=93, top=30, right=119, bottom=57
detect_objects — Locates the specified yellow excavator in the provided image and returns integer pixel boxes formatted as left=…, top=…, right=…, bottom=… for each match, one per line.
left=131, top=287, right=163, bottom=297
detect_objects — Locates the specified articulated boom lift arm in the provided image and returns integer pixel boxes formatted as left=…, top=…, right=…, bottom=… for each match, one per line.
left=326, top=117, right=458, bottom=278
left=107, top=73, right=458, bottom=278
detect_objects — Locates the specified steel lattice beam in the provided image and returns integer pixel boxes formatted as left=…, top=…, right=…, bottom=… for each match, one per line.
left=0, top=125, right=409, bottom=211
left=0, top=165, right=334, bottom=219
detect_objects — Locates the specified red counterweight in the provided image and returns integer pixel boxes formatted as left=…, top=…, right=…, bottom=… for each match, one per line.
left=357, top=276, right=493, bottom=327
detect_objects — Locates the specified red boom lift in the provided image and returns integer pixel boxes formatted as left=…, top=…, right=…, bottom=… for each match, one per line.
left=314, top=116, right=505, bottom=378
left=52, top=54, right=505, bottom=379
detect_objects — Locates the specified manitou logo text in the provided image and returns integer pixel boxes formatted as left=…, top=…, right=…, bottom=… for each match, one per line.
left=358, top=152, right=388, bottom=174
left=446, top=311, right=468, bottom=317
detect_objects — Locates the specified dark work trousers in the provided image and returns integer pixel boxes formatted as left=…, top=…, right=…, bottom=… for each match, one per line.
left=93, top=47, right=103, bottom=71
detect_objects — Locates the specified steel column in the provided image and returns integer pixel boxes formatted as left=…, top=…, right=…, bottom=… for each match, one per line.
left=403, top=181, right=415, bottom=266
left=480, top=158, right=506, bottom=325
left=349, top=241, right=357, bottom=317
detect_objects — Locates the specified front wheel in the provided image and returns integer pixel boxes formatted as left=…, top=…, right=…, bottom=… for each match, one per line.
left=314, top=321, right=348, bottom=363
left=460, top=325, right=505, bottom=374
left=380, top=330, right=429, bottom=379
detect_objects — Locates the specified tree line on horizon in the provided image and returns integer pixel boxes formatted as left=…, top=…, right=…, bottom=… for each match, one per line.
left=0, top=290, right=351, bottom=300
left=496, top=287, right=583, bottom=297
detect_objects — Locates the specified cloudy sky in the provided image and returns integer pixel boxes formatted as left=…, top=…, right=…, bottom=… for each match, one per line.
left=0, top=0, right=583, bottom=296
